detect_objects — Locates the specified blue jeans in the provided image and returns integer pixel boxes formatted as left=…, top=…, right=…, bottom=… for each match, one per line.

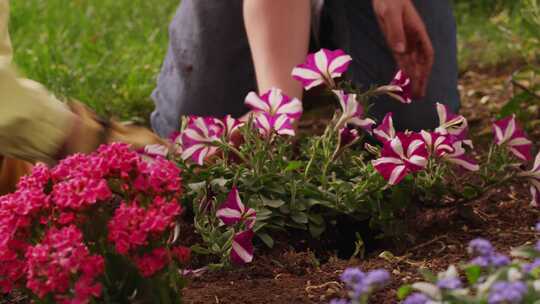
left=151, top=0, right=459, bottom=138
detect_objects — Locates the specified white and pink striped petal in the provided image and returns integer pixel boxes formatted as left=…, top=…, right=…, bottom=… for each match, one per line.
left=334, top=90, right=376, bottom=131
left=245, top=88, right=303, bottom=120
left=443, top=141, right=479, bottom=171
left=493, top=115, right=532, bottom=162
left=339, top=128, right=361, bottom=148
left=254, top=113, right=295, bottom=137
left=216, top=187, right=256, bottom=228
left=372, top=133, right=428, bottom=185
left=373, top=113, right=396, bottom=144
left=231, top=230, right=255, bottom=265
left=420, top=131, right=455, bottom=158
left=435, top=103, right=470, bottom=146
left=181, top=116, right=224, bottom=165
left=292, top=49, right=352, bottom=90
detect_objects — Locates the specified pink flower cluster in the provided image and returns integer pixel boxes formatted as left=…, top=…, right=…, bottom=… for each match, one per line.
left=0, top=143, right=186, bottom=301
left=371, top=104, right=479, bottom=185
left=25, top=226, right=104, bottom=303
left=108, top=197, right=182, bottom=255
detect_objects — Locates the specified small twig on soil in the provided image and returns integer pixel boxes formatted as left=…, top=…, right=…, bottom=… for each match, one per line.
left=408, top=234, right=449, bottom=253
left=305, top=281, right=342, bottom=294
left=512, top=79, right=540, bottom=100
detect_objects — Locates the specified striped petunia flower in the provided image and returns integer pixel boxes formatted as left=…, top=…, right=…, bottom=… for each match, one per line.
left=339, top=127, right=360, bottom=149
left=334, top=90, right=376, bottom=131
left=443, top=141, right=480, bottom=172
left=231, top=230, right=255, bottom=265
left=245, top=88, right=302, bottom=120
left=291, top=48, right=352, bottom=90
left=379, top=70, right=412, bottom=104
left=420, top=131, right=455, bottom=158
left=181, top=117, right=224, bottom=165
left=217, top=115, right=243, bottom=142
left=216, top=187, right=256, bottom=229
left=254, top=113, right=296, bottom=137
left=520, top=151, right=540, bottom=207
left=493, top=115, right=532, bottom=162
left=373, top=113, right=396, bottom=144
left=435, top=103, right=471, bottom=146
left=372, top=133, right=428, bottom=185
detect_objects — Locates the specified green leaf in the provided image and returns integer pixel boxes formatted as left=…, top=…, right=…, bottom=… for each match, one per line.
left=261, top=196, right=286, bottom=208
left=309, top=222, right=326, bottom=238
left=418, top=268, right=437, bottom=282
left=397, top=285, right=413, bottom=300
left=465, top=265, right=482, bottom=285
left=291, top=212, right=309, bottom=224
left=285, top=161, right=303, bottom=172
left=258, top=232, right=275, bottom=248
left=256, top=208, right=273, bottom=221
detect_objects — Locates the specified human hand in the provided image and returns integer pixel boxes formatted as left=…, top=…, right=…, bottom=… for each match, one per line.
left=373, top=0, right=434, bottom=98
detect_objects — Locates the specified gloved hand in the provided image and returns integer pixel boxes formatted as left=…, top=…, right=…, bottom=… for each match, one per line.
left=57, top=101, right=168, bottom=159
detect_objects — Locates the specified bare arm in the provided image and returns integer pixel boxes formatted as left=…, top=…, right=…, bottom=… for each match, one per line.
left=243, top=0, right=311, bottom=99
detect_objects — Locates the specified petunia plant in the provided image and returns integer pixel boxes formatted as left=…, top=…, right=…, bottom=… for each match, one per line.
left=167, top=48, right=539, bottom=269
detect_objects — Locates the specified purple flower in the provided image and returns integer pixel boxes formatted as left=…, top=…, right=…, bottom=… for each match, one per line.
left=403, top=293, right=430, bottom=304
left=522, top=258, right=540, bottom=273
left=245, top=88, right=303, bottom=120
left=437, top=277, right=462, bottom=290
left=490, top=253, right=510, bottom=267
left=329, top=299, right=350, bottom=304
left=292, top=48, right=352, bottom=90
left=493, top=115, right=532, bottom=162
left=536, top=222, right=540, bottom=232
left=488, top=281, right=528, bottom=304
left=468, top=238, right=494, bottom=256
left=231, top=230, right=254, bottom=265
left=334, top=90, right=375, bottom=131
left=364, top=269, right=390, bottom=288
left=216, top=187, right=256, bottom=229
left=373, top=113, right=396, bottom=144
left=341, top=268, right=366, bottom=287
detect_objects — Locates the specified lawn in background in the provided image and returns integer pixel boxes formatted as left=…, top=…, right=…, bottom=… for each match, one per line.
left=9, top=0, right=179, bottom=123
left=8, top=0, right=529, bottom=123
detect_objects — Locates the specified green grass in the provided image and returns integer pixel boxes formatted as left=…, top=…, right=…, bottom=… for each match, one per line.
left=9, top=0, right=179, bottom=123
left=7, top=0, right=533, bottom=121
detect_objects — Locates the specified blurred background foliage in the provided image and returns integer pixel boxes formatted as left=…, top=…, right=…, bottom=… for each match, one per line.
left=8, top=0, right=540, bottom=124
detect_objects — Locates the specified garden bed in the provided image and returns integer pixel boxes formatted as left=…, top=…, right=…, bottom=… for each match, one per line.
left=180, top=65, right=540, bottom=304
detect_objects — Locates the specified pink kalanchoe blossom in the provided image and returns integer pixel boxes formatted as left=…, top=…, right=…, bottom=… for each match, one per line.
left=231, top=230, right=255, bottom=265
left=493, top=115, right=533, bottom=162
left=216, top=188, right=256, bottom=229
left=420, top=131, right=455, bottom=157
left=520, top=152, right=540, bottom=207
left=339, top=128, right=360, bottom=148
left=245, top=88, right=303, bottom=120
left=134, top=157, right=182, bottom=193
left=25, top=226, right=104, bottom=302
left=443, top=141, right=480, bottom=172
left=52, top=177, right=112, bottom=210
left=181, top=116, right=224, bottom=165
left=133, top=248, right=169, bottom=277
left=372, top=133, right=428, bottom=185
left=373, top=113, right=396, bottom=144
left=96, top=143, right=140, bottom=178
left=254, top=113, right=296, bottom=137
left=435, top=103, right=471, bottom=146
left=378, top=70, right=412, bottom=104
left=142, top=144, right=169, bottom=159
left=291, top=48, right=352, bottom=90
left=334, top=90, right=376, bottom=131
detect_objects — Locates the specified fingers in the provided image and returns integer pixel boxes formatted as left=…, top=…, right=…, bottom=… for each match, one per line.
left=374, top=1, right=407, bottom=54
left=404, top=3, right=434, bottom=98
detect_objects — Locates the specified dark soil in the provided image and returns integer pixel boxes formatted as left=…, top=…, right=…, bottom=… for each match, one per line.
left=181, top=65, right=540, bottom=304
